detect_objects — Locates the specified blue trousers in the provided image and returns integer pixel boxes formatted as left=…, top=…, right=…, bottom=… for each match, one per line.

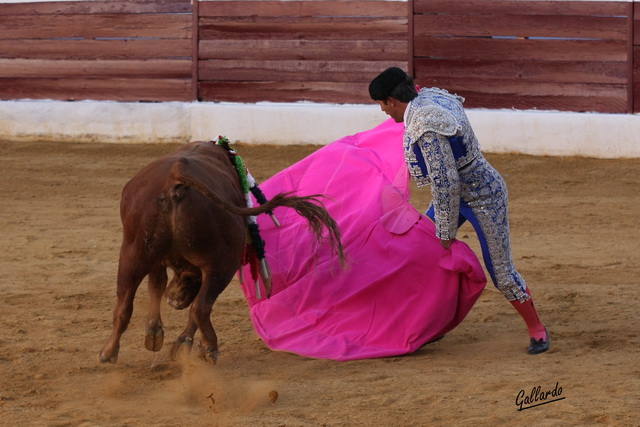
left=425, top=159, right=529, bottom=302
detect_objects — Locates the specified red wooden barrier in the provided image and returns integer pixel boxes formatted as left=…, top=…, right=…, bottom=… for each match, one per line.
left=0, top=0, right=193, bottom=102
left=411, top=0, right=632, bottom=113
left=196, top=0, right=408, bottom=104
left=0, top=0, right=639, bottom=113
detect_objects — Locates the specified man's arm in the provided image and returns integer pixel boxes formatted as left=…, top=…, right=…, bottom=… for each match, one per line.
left=419, top=131, right=461, bottom=243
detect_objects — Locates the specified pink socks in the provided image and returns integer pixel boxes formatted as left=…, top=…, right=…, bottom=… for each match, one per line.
left=510, top=289, right=547, bottom=341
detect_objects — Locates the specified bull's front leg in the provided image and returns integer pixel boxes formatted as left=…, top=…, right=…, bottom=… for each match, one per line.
left=144, top=266, right=167, bottom=352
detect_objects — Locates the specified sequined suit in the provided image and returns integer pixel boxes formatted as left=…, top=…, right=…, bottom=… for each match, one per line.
left=404, top=88, right=529, bottom=302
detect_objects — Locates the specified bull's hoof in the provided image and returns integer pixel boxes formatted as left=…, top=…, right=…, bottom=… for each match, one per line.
left=170, top=336, right=193, bottom=361
left=198, top=344, right=219, bottom=365
left=98, top=349, right=118, bottom=364
left=144, top=325, right=164, bottom=352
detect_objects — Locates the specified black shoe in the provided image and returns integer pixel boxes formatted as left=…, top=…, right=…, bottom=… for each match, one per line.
left=527, top=328, right=550, bottom=355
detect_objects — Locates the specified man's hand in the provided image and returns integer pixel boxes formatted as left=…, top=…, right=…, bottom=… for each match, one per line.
left=440, top=239, right=452, bottom=250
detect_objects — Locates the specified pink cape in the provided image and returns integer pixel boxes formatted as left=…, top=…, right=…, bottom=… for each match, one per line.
left=240, top=119, right=486, bottom=361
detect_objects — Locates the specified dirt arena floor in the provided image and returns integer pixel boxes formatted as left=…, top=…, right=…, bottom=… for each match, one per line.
left=1, top=138, right=639, bottom=426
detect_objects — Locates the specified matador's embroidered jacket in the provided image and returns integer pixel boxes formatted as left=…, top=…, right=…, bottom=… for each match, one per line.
left=404, top=87, right=481, bottom=240
left=404, top=88, right=529, bottom=302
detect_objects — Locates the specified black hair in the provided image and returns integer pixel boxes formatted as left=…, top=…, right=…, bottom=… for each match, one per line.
left=369, top=67, right=418, bottom=103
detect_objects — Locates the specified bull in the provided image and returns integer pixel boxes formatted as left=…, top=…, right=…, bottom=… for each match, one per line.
left=99, top=140, right=343, bottom=364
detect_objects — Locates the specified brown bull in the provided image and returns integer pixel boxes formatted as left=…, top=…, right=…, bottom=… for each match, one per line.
left=99, top=141, right=343, bottom=364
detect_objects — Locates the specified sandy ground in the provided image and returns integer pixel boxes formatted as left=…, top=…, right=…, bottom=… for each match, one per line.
left=1, top=139, right=639, bottom=427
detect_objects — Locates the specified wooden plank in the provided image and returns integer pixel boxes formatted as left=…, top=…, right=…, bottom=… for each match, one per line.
left=199, top=29, right=406, bottom=42
left=634, top=75, right=640, bottom=113
left=415, top=78, right=627, bottom=98
left=414, top=37, right=627, bottom=62
left=0, top=77, right=192, bottom=101
left=191, top=0, right=199, bottom=102
left=0, top=0, right=191, bottom=15
left=633, top=45, right=640, bottom=112
left=0, top=14, right=192, bottom=39
left=408, top=0, right=414, bottom=75
left=198, top=81, right=374, bottom=104
left=0, top=59, right=192, bottom=78
left=627, top=2, right=634, bottom=112
left=198, top=59, right=407, bottom=83
left=413, top=58, right=627, bottom=84
left=414, top=0, right=628, bottom=17
left=413, top=78, right=627, bottom=112
left=199, top=39, right=407, bottom=61
left=413, top=13, right=628, bottom=41
left=464, top=91, right=626, bottom=113
left=634, top=8, right=640, bottom=44
left=199, top=16, right=406, bottom=41
left=634, top=1, right=640, bottom=20
left=199, top=1, right=407, bottom=18
left=0, top=39, right=192, bottom=60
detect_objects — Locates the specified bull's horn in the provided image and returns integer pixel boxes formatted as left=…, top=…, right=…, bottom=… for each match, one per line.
left=269, top=213, right=281, bottom=227
left=238, top=267, right=245, bottom=284
left=259, top=258, right=273, bottom=298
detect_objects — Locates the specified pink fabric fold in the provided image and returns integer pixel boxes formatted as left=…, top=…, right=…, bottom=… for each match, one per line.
left=240, top=119, right=487, bottom=361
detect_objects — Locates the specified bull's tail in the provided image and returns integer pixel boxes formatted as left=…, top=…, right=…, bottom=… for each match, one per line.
left=170, top=159, right=344, bottom=266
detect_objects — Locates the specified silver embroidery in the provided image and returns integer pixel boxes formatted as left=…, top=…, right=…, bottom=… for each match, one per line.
left=419, top=131, right=460, bottom=240
left=404, top=87, right=480, bottom=170
left=458, top=155, right=529, bottom=302
left=403, top=87, right=529, bottom=302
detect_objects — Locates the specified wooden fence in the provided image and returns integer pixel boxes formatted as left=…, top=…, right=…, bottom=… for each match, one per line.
left=0, top=1, right=194, bottom=101
left=0, top=0, right=639, bottom=113
left=412, top=0, right=633, bottom=113
left=197, top=0, right=407, bottom=104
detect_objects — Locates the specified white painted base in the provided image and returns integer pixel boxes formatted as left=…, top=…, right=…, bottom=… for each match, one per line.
left=1, top=100, right=639, bottom=158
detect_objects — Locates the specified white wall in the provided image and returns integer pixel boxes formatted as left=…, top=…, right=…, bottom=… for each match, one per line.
left=1, top=99, right=640, bottom=158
